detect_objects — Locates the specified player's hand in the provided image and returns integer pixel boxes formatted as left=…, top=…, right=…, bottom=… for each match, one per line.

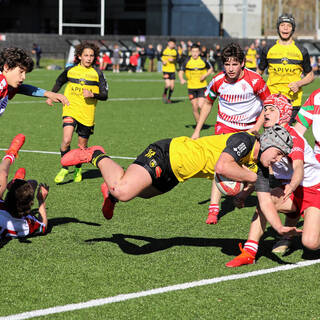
left=37, top=183, right=49, bottom=204
left=46, top=98, right=54, bottom=106
left=168, top=58, right=174, bottom=62
left=83, top=88, right=94, bottom=98
left=191, top=131, right=200, bottom=140
left=288, top=82, right=300, bottom=93
left=200, top=75, right=206, bottom=82
left=45, top=92, right=70, bottom=106
left=180, top=79, right=186, bottom=85
left=277, top=226, right=302, bottom=237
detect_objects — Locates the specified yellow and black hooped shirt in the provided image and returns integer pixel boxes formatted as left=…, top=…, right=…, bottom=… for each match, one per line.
left=161, top=47, right=178, bottom=73
left=52, top=64, right=108, bottom=126
left=258, top=40, right=312, bottom=107
left=180, top=56, right=212, bottom=89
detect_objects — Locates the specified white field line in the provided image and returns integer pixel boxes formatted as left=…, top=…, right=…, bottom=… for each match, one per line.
left=9, top=96, right=187, bottom=104
left=1, top=258, right=320, bottom=320
left=0, top=148, right=135, bottom=160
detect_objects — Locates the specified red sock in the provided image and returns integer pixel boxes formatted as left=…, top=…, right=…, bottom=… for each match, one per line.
left=208, top=204, right=219, bottom=215
left=244, top=240, right=258, bottom=257
left=3, top=154, right=15, bottom=165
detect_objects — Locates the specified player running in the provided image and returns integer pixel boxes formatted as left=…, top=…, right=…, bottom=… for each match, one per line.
left=258, top=13, right=314, bottom=124
left=191, top=42, right=270, bottom=224
left=60, top=124, right=295, bottom=240
left=0, top=47, right=69, bottom=117
left=226, top=94, right=320, bottom=267
left=161, top=38, right=179, bottom=104
left=0, top=134, right=49, bottom=240
left=46, top=42, right=109, bottom=184
left=179, top=43, right=213, bottom=125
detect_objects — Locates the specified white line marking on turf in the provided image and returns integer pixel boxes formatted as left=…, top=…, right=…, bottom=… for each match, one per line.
left=9, top=96, right=186, bottom=104
left=1, top=258, right=320, bottom=320
left=0, top=148, right=135, bottom=160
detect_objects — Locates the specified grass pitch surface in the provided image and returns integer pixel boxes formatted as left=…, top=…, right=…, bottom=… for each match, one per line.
left=0, top=69, right=320, bottom=320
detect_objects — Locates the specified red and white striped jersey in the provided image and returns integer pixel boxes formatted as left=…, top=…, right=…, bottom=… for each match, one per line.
left=0, top=74, right=9, bottom=116
left=205, top=68, right=270, bottom=130
left=296, top=88, right=320, bottom=155
left=0, top=202, right=46, bottom=239
left=272, top=124, right=320, bottom=187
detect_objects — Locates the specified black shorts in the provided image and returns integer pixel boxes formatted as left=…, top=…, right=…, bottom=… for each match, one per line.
left=163, top=72, right=176, bottom=80
left=62, top=116, right=94, bottom=139
left=188, top=87, right=206, bottom=100
left=133, top=139, right=179, bottom=193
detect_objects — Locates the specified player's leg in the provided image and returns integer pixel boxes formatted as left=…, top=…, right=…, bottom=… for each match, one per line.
left=226, top=207, right=266, bottom=267
left=162, top=76, right=170, bottom=103
left=167, top=79, right=175, bottom=103
left=190, top=97, right=200, bottom=124
left=302, top=207, right=320, bottom=250
left=206, top=180, right=222, bottom=224
left=271, top=186, right=300, bottom=253
left=0, top=134, right=26, bottom=198
left=55, top=118, right=75, bottom=183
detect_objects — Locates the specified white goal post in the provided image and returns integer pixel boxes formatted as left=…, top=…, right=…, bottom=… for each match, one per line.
left=58, top=0, right=105, bottom=36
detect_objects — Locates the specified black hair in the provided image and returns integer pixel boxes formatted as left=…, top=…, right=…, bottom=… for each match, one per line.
left=74, top=42, right=100, bottom=65
left=222, top=43, right=245, bottom=64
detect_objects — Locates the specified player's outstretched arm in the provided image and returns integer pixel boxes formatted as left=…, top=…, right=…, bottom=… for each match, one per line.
left=44, top=91, right=69, bottom=106
left=37, top=183, right=49, bottom=228
left=256, top=191, right=302, bottom=237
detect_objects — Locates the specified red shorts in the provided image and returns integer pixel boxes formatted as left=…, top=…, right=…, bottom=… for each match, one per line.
left=288, top=183, right=320, bottom=215
left=214, top=122, right=244, bottom=135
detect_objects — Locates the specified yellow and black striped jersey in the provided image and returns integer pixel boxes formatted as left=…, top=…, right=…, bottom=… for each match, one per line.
left=169, top=132, right=258, bottom=182
left=258, top=40, right=312, bottom=106
left=161, top=47, right=178, bottom=73
left=180, top=56, right=212, bottom=89
left=245, top=48, right=257, bottom=69
left=52, top=64, right=108, bottom=126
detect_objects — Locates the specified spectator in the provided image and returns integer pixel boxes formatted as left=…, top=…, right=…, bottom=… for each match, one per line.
left=101, top=52, right=111, bottom=71
left=156, top=44, right=163, bottom=73
left=146, top=44, right=156, bottom=72
left=214, top=44, right=223, bottom=72
left=112, top=44, right=121, bottom=73
left=32, top=43, right=42, bottom=68
left=201, top=45, right=208, bottom=59
left=129, top=51, right=139, bottom=72
left=317, top=56, right=320, bottom=76
left=310, top=56, right=318, bottom=73
left=139, top=47, right=147, bottom=72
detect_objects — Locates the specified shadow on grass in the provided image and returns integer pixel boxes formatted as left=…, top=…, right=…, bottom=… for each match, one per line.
left=198, top=194, right=258, bottom=222
left=185, top=123, right=213, bottom=130
left=85, top=233, right=295, bottom=265
left=46, top=217, right=101, bottom=234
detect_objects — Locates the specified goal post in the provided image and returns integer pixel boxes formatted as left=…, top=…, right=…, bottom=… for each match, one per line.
left=58, top=0, right=105, bottom=36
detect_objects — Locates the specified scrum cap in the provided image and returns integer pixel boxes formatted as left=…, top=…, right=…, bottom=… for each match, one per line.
left=264, top=93, right=292, bottom=125
left=260, top=124, right=293, bottom=155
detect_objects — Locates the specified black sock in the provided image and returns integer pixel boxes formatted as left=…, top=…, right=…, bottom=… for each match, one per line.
left=168, top=89, right=173, bottom=100
left=164, top=88, right=168, bottom=95
left=91, top=150, right=109, bottom=167
left=61, top=147, right=70, bottom=170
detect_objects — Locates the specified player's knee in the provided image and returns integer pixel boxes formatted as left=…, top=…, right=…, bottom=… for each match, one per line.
left=302, top=236, right=320, bottom=251
left=110, top=187, right=133, bottom=202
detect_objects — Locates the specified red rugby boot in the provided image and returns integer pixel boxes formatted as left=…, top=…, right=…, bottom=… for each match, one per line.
left=225, top=243, right=255, bottom=267
left=6, top=134, right=25, bottom=157
left=101, top=182, right=117, bottom=220
left=61, top=146, right=105, bottom=167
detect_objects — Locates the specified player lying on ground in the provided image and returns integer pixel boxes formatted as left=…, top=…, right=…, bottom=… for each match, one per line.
left=0, top=47, right=69, bottom=117
left=226, top=94, right=320, bottom=267
left=0, top=134, right=49, bottom=240
left=61, top=125, right=299, bottom=242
